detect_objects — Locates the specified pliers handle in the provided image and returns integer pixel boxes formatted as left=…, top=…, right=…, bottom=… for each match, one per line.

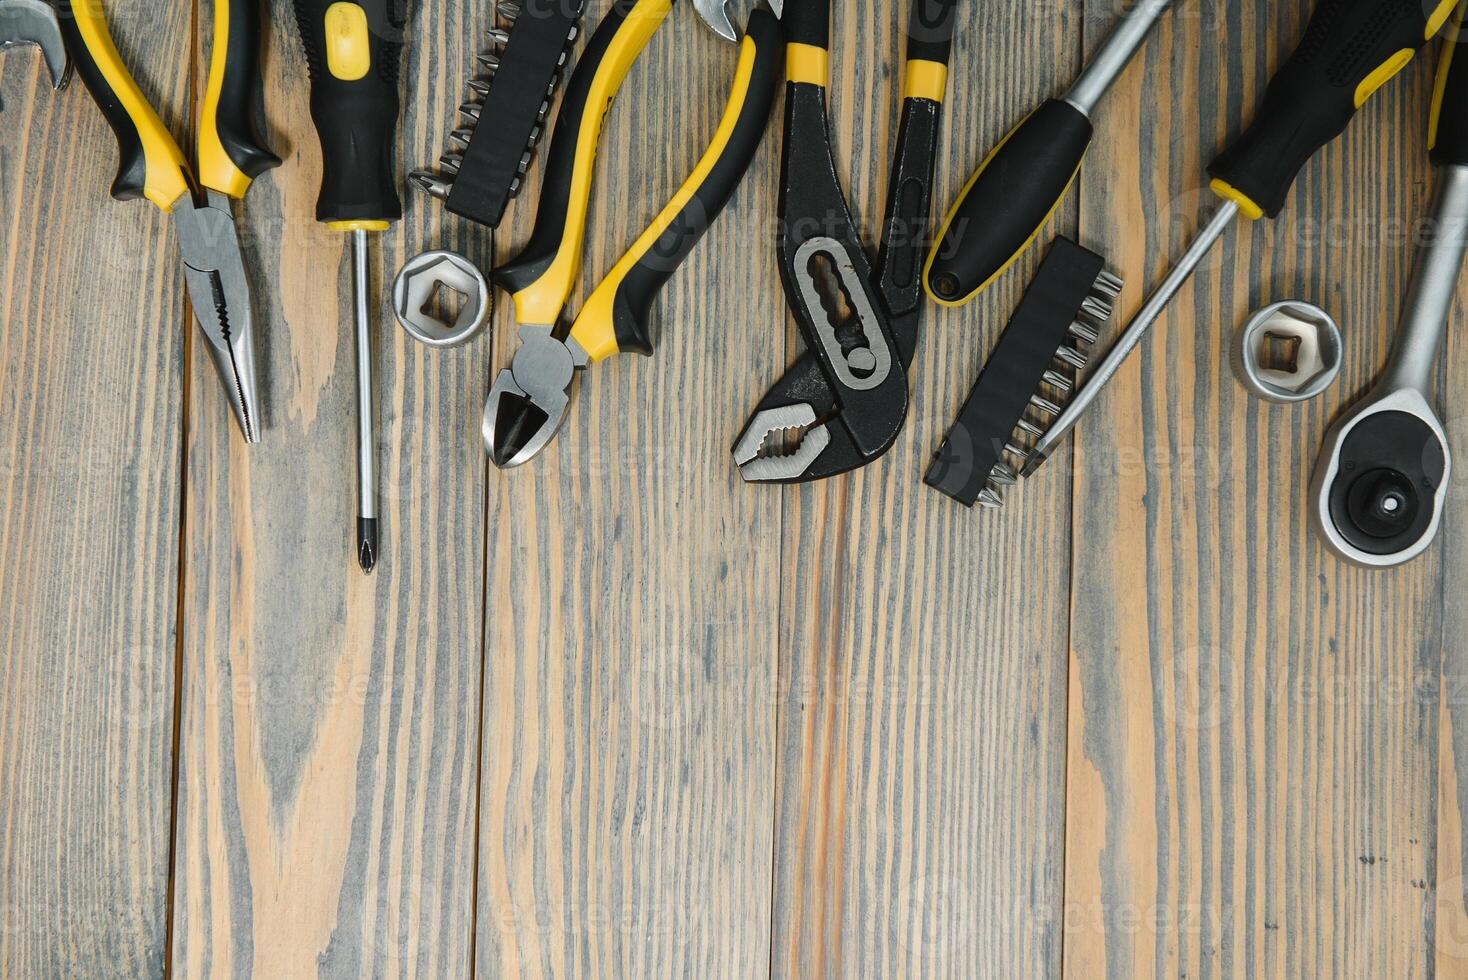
left=493, top=0, right=677, bottom=328
left=57, top=0, right=279, bottom=209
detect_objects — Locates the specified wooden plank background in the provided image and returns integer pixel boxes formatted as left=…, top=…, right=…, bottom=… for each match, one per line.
left=1, top=0, right=1464, bottom=977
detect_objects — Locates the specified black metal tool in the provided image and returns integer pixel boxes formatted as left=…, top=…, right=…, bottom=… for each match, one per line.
left=732, top=0, right=957, bottom=483
left=410, top=0, right=587, bottom=228
left=925, top=237, right=1121, bottom=507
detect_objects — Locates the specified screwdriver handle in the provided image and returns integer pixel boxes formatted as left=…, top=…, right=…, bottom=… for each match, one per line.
left=1430, top=5, right=1468, bottom=166
left=1207, top=0, right=1457, bottom=220
left=198, top=0, right=282, bottom=198
left=291, top=0, right=408, bottom=226
left=568, top=7, right=783, bottom=360
left=493, top=0, right=674, bottom=327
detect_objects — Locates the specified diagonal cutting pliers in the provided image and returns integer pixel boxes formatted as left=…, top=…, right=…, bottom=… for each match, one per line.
left=483, top=0, right=785, bottom=468
left=731, top=0, right=956, bottom=482
left=57, top=0, right=280, bottom=443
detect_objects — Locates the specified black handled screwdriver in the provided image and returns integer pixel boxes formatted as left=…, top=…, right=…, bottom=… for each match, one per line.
left=290, top=0, right=409, bottom=572
left=1023, top=0, right=1460, bottom=474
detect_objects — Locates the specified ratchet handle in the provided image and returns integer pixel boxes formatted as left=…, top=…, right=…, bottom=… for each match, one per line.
left=291, top=0, right=408, bottom=226
left=1208, top=0, right=1456, bottom=219
left=56, top=0, right=191, bottom=210
left=1431, top=5, right=1468, bottom=165
left=493, top=0, right=674, bottom=327
left=569, top=8, right=782, bottom=360
left=199, top=0, right=282, bottom=198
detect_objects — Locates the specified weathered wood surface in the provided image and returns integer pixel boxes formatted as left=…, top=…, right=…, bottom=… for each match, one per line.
left=165, top=0, right=491, bottom=976
left=0, top=3, right=188, bottom=974
left=475, top=4, right=783, bottom=974
left=3, top=0, right=1467, bottom=977
left=765, top=0, right=1081, bottom=976
left=1065, top=0, right=1454, bottom=978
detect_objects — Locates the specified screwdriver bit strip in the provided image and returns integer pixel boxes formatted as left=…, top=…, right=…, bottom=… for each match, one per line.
left=411, top=0, right=587, bottom=228
left=925, top=237, right=1121, bottom=508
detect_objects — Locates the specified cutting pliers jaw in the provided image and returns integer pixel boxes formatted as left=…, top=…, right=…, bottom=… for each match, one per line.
left=483, top=328, right=588, bottom=468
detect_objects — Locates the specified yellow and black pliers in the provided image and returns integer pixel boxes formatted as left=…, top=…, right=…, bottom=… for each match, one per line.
left=484, top=0, right=785, bottom=468
left=732, top=0, right=957, bottom=482
left=58, top=0, right=280, bottom=443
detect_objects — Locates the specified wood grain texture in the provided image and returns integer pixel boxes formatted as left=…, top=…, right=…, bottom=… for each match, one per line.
left=167, top=1, right=489, bottom=976
left=475, top=3, right=782, bottom=976
left=1065, top=0, right=1449, bottom=977
left=0, top=5, right=189, bottom=975
left=767, top=1, right=1081, bottom=976
left=1435, top=154, right=1468, bottom=978
left=7, top=0, right=1468, bottom=976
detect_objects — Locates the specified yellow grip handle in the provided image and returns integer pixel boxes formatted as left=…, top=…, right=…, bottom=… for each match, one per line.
left=493, top=0, right=674, bottom=326
left=61, top=0, right=191, bottom=210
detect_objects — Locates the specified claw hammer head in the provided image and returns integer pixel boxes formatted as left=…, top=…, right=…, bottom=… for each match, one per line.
left=0, top=0, right=71, bottom=104
left=693, top=0, right=783, bottom=43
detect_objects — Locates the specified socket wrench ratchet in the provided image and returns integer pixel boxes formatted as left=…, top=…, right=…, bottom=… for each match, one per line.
left=1310, top=26, right=1468, bottom=567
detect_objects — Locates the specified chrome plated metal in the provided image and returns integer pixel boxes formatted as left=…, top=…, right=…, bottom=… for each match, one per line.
left=1064, top=0, right=1173, bottom=117
left=1024, top=199, right=1239, bottom=474
left=1308, top=164, right=1468, bottom=567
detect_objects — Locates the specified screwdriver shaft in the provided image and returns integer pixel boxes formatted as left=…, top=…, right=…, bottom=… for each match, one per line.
left=1023, top=198, right=1239, bottom=474
left=352, top=228, right=379, bottom=572
left=1064, top=0, right=1174, bottom=117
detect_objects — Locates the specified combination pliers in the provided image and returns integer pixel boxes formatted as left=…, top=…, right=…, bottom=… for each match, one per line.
left=732, top=0, right=957, bottom=482
left=484, top=0, right=785, bottom=468
left=58, top=0, right=280, bottom=443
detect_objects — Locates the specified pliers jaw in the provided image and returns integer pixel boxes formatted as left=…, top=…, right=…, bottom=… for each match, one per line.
left=172, top=190, right=262, bottom=444
left=731, top=348, right=899, bottom=483
left=483, top=327, right=588, bottom=468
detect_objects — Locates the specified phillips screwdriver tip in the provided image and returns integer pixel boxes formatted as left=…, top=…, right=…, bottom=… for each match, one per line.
left=358, top=518, right=379, bottom=574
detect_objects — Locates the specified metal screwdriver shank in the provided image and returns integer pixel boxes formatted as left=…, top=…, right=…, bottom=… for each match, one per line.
left=1022, top=199, right=1240, bottom=474
left=353, top=229, right=379, bottom=572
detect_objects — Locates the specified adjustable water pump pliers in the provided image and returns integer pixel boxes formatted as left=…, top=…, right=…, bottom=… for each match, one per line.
left=58, top=0, right=279, bottom=443
left=731, top=0, right=957, bottom=483
left=483, top=0, right=785, bottom=468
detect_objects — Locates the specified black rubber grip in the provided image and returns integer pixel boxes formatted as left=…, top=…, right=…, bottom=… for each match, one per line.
left=907, top=0, right=958, bottom=65
left=925, top=99, right=1093, bottom=305
left=605, top=8, right=783, bottom=354
left=1208, top=0, right=1439, bottom=219
left=209, top=0, right=281, bottom=183
left=1432, top=17, right=1468, bottom=165
left=926, top=237, right=1105, bottom=506
left=784, top=0, right=830, bottom=50
left=291, top=0, right=408, bottom=223
left=494, top=0, right=653, bottom=296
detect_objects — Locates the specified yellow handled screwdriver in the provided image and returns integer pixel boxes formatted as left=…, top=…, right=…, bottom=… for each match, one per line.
left=290, top=0, right=409, bottom=572
left=1023, top=0, right=1459, bottom=475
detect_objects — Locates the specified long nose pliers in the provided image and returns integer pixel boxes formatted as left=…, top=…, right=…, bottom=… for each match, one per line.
left=58, top=0, right=280, bottom=443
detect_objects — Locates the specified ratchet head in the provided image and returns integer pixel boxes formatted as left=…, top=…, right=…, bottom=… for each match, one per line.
left=172, top=192, right=262, bottom=443
left=1309, top=387, right=1451, bottom=568
left=693, top=0, right=782, bottom=43
left=0, top=0, right=70, bottom=101
left=483, top=326, right=588, bottom=468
